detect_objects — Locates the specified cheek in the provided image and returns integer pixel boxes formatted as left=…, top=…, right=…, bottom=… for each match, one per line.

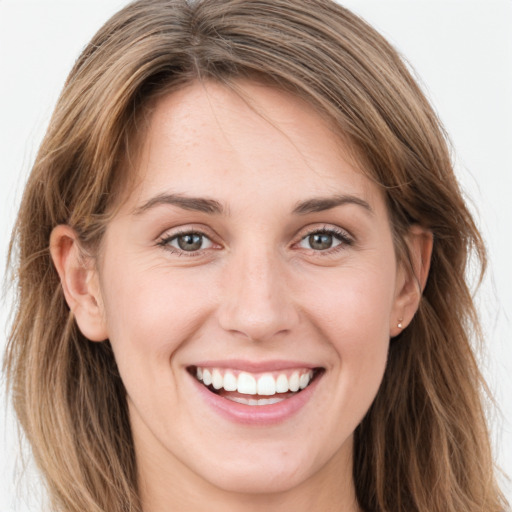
left=99, top=259, right=216, bottom=374
left=299, top=260, right=396, bottom=340
left=296, top=260, right=395, bottom=387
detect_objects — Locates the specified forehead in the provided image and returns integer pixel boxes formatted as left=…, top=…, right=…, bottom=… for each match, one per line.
left=123, top=80, right=384, bottom=215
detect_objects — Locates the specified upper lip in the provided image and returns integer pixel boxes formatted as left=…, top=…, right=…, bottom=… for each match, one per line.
left=187, top=359, right=322, bottom=373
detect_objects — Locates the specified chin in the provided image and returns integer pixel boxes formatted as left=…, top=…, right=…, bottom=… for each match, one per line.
left=197, top=458, right=314, bottom=495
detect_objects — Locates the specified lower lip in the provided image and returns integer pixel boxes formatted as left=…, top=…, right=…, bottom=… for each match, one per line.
left=189, top=372, right=322, bottom=426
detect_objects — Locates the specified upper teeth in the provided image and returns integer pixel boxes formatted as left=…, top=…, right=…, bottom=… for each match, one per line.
left=196, top=367, right=314, bottom=395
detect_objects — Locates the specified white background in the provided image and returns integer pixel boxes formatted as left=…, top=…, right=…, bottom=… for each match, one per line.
left=1, top=1, right=511, bottom=510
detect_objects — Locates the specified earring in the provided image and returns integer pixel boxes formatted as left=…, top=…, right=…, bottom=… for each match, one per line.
left=397, top=320, right=403, bottom=329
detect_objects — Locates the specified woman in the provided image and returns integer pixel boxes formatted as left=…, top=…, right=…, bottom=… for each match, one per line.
left=4, top=0, right=509, bottom=511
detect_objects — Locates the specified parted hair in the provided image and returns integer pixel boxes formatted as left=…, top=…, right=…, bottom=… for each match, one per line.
left=4, top=1, right=508, bottom=511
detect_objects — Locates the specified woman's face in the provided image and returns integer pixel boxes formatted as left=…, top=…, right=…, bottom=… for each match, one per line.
left=88, top=81, right=414, bottom=498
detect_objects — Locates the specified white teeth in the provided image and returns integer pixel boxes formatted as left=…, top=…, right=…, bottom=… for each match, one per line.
left=257, top=374, right=276, bottom=395
left=299, top=373, right=310, bottom=390
left=227, top=396, right=286, bottom=406
left=212, top=369, right=223, bottom=390
left=237, top=372, right=257, bottom=395
left=259, top=397, right=283, bottom=405
left=276, top=374, right=289, bottom=393
left=194, top=367, right=316, bottom=397
left=202, top=368, right=212, bottom=386
left=289, top=371, right=300, bottom=392
left=223, top=371, right=237, bottom=392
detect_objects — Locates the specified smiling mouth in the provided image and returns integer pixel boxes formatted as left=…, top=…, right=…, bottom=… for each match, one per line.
left=188, top=366, right=323, bottom=406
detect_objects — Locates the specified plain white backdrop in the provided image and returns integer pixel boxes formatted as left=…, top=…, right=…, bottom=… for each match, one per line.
left=1, top=1, right=511, bottom=510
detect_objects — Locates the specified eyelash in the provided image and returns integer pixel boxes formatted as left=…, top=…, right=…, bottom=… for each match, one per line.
left=156, top=226, right=353, bottom=256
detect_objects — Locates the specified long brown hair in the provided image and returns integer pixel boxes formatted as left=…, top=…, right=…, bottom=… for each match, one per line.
left=4, top=1, right=508, bottom=511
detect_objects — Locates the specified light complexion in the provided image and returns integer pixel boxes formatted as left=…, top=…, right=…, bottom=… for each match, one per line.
left=50, top=81, right=432, bottom=512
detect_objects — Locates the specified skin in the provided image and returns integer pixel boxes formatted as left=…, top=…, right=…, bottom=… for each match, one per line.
left=51, top=81, right=432, bottom=512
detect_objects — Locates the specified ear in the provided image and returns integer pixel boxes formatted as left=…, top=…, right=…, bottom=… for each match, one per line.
left=49, top=225, right=108, bottom=342
left=390, top=225, right=433, bottom=337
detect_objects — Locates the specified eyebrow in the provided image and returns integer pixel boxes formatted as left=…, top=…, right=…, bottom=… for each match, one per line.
left=132, top=192, right=372, bottom=217
left=292, top=194, right=373, bottom=215
left=132, top=193, right=224, bottom=215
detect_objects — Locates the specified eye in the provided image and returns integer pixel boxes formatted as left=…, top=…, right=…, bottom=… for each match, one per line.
left=160, top=232, right=214, bottom=252
left=297, top=228, right=351, bottom=251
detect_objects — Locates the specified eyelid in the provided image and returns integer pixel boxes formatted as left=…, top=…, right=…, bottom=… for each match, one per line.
left=296, top=224, right=353, bottom=241
left=156, top=223, right=219, bottom=241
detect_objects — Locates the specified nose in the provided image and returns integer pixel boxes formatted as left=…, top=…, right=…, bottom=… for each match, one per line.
left=217, top=247, right=299, bottom=342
